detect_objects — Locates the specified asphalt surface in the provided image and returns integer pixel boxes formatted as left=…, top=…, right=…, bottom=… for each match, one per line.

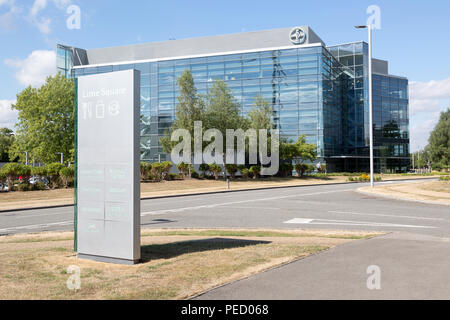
left=1, top=178, right=449, bottom=299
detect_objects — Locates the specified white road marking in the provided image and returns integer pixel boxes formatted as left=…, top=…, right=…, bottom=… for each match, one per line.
left=0, top=221, right=73, bottom=233
left=328, top=210, right=445, bottom=221
left=141, top=188, right=355, bottom=216
left=283, top=218, right=436, bottom=229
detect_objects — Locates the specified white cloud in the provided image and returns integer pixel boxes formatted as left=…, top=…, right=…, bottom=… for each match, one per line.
left=409, top=77, right=450, bottom=115
left=0, top=100, right=17, bottom=129
left=28, top=0, right=72, bottom=35
left=408, top=77, right=450, bottom=152
left=410, top=115, right=440, bottom=152
left=0, top=0, right=21, bottom=31
left=5, top=50, right=56, bottom=87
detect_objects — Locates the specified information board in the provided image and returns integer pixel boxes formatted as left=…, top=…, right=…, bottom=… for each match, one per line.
left=76, top=69, right=140, bottom=265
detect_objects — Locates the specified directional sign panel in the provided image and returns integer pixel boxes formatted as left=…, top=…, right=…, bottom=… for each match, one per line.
left=77, top=69, right=140, bottom=265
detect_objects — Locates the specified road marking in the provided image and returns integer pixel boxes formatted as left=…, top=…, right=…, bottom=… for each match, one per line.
left=283, top=218, right=437, bottom=229
left=328, top=210, right=445, bottom=221
left=141, top=188, right=355, bottom=216
left=0, top=221, right=73, bottom=233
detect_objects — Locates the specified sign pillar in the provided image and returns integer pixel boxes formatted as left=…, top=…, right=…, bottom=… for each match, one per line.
left=76, top=69, right=140, bottom=265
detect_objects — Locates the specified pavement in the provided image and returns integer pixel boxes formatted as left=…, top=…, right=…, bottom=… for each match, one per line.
left=1, top=178, right=449, bottom=299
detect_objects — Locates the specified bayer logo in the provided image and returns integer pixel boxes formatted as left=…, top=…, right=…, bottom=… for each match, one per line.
left=289, top=27, right=307, bottom=45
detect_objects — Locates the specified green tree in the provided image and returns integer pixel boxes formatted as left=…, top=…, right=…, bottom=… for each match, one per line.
left=204, top=80, right=248, bottom=168
left=0, top=128, right=15, bottom=162
left=280, top=135, right=317, bottom=164
left=9, top=73, right=75, bottom=164
left=427, top=109, right=449, bottom=170
left=160, top=70, right=205, bottom=177
left=247, top=95, right=272, bottom=131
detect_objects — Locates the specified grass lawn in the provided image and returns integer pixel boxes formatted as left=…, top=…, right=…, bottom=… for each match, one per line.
left=0, top=228, right=380, bottom=299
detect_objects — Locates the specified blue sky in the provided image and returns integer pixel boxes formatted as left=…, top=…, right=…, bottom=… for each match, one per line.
left=1, top=0, right=449, bottom=151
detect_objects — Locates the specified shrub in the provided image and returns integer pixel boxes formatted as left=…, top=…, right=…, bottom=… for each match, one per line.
left=176, top=162, right=191, bottom=179
left=225, top=164, right=238, bottom=179
left=161, top=161, right=173, bottom=180
left=59, top=166, right=75, bottom=188
left=16, top=182, right=35, bottom=192
left=199, top=163, right=210, bottom=178
left=31, top=166, right=46, bottom=177
left=17, top=165, right=32, bottom=180
left=45, top=163, right=65, bottom=189
left=0, top=162, right=22, bottom=191
left=151, top=162, right=163, bottom=180
left=208, top=163, right=222, bottom=180
left=241, top=168, right=250, bottom=179
left=191, top=169, right=199, bottom=179
left=348, top=176, right=355, bottom=182
left=358, top=174, right=370, bottom=182
left=140, top=162, right=152, bottom=181
left=294, top=163, right=308, bottom=177
left=249, top=165, right=261, bottom=179
left=440, top=175, right=450, bottom=181
left=279, top=162, right=293, bottom=177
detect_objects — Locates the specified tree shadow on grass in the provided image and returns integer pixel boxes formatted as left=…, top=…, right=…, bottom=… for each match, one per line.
left=140, top=238, right=271, bottom=262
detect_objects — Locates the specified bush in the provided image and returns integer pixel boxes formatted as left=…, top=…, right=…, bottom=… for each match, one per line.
left=59, top=166, right=74, bottom=188
left=241, top=168, right=250, bottom=179
left=225, top=164, right=238, bottom=179
left=176, top=162, right=191, bottom=179
left=279, top=162, right=293, bottom=177
left=45, top=163, right=65, bottom=189
left=358, top=174, right=370, bottom=182
left=0, top=162, right=22, bottom=191
left=140, top=162, right=152, bottom=181
left=31, top=166, right=46, bottom=177
left=191, top=169, right=199, bottom=179
left=16, top=182, right=35, bottom=192
left=199, top=163, right=210, bottom=178
left=151, top=162, right=163, bottom=180
left=440, top=176, right=450, bottom=181
left=294, top=163, right=311, bottom=177
left=161, top=161, right=173, bottom=180
left=249, top=165, right=261, bottom=179
left=208, top=163, right=222, bottom=180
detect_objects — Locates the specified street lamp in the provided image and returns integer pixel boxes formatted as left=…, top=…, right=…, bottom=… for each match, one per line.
left=56, top=152, right=64, bottom=164
left=355, top=24, right=374, bottom=187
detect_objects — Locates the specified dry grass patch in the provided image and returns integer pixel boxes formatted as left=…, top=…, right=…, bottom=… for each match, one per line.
left=359, top=181, right=450, bottom=205
left=0, top=228, right=380, bottom=300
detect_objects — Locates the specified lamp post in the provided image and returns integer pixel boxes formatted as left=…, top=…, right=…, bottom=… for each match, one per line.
left=56, top=152, right=63, bottom=164
left=355, top=24, right=374, bottom=187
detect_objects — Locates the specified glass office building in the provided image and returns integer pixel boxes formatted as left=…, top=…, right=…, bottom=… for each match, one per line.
left=58, top=26, right=410, bottom=172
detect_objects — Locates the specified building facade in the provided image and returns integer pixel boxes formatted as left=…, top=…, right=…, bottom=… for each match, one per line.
left=58, top=26, right=410, bottom=173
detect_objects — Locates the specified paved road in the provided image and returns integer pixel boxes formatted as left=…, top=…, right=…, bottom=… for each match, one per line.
left=0, top=179, right=447, bottom=236
left=1, top=179, right=449, bottom=299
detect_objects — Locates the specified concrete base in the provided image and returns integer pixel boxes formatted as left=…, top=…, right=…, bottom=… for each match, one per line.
left=78, top=253, right=140, bottom=265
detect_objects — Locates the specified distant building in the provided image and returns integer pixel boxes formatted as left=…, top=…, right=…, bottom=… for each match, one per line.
left=58, top=26, right=410, bottom=172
